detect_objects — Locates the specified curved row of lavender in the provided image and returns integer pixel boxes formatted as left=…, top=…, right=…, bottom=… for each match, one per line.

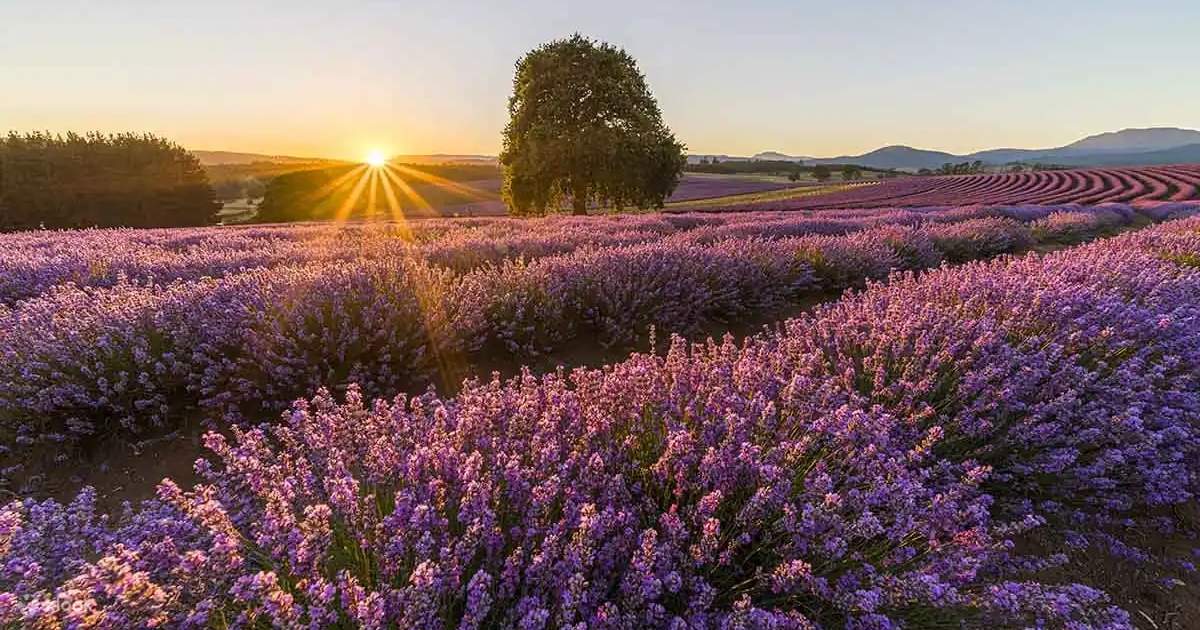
left=684, top=165, right=1200, bottom=212
left=2, top=205, right=1171, bottom=469
left=0, top=203, right=1139, bottom=306
left=4, top=215, right=1199, bottom=627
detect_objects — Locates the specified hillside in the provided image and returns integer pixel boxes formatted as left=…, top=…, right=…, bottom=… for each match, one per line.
left=1049, top=143, right=1200, bottom=166
left=192, top=150, right=338, bottom=166
left=750, top=151, right=812, bottom=162
left=738, top=127, right=1200, bottom=171
left=807, top=145, right=958, bottom=170
left=1064, top=127, right=1200, bottom=153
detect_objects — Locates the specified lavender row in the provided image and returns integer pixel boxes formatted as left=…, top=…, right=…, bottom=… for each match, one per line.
left=0, top=204, right=1135, bottom=305
left=681, top=164, right=1200, bottom=212
left=0, top=208, right=931, bottom=304
left=0, top=206, right=1158, bottom=463
left=4, top=216, right=1199, bottom=627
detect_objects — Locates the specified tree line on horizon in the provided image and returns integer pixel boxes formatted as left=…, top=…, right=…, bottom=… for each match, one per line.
left=0, top=132, right=218, bottom=231
left=688, top=158, right=890, bottom=182
left=916, top=160, right=987, bottom=176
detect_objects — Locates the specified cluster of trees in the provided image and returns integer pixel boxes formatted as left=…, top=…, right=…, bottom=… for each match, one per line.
left=0, top=132, right=218, bottom=231
left=693, top=159, right=879, bottom=183
left=255, top=166, right=361, bottom=223
left=916, top=161, right=1072, bottom=176
left=1007, top=162, right=1069, bottom=172
left=691, top=159, right=803, bottom=176
left=500, top=34, right=686, bottom=215
left=917, top=160, right=987, bottom=176
left=810, top=165, right=863, bottom=182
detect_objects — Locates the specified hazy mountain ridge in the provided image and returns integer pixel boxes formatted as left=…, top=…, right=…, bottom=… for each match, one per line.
left=801, top=128, right=1200, bottom=170
left=751, top=151, right=813, bottom=162
left=1044, top=143, right=1200, bottom=167
left=1065, top=127, right=1200, bottom=152
left=686, top=127, right=1200, bottom=171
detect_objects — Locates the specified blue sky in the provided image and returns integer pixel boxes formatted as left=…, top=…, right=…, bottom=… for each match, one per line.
left=2, top=0, right=1197, bottom=160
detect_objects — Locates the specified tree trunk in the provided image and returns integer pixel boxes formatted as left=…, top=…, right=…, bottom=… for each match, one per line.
left=572, top=193, right=587, bottom=216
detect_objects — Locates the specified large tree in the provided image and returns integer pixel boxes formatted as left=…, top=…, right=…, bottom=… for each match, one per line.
left=500, top=34, right=686, bottom=216
left=0, top=131, right=218, bottom=230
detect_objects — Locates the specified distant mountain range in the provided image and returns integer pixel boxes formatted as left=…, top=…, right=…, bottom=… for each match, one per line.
left=689, top=127, right=1200, bottom=171
left=750, top=151, right=814, bottom=162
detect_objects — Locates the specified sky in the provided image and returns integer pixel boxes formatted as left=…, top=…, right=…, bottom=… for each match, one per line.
left=2, top=0, right=1198, bottom=161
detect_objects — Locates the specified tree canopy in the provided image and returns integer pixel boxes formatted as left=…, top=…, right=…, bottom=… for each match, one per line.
left=0, top=131, right=218, bottom=231
left=500, top=34, right=686, bottom=216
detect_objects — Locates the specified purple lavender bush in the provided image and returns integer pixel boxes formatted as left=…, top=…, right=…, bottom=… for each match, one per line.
left=0, top=206, right=1167, bottom=464
left=3, top=216, right=1199, bottom=627
left=1029, top=208, right=1130, bottom=244
left=1, top=204, right=1150, bottom=307
left=925, top=218, right=1035, bottom=263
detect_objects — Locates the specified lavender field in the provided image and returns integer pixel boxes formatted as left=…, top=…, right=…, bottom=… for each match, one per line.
left=2, top=200, right=1199, bottom=627
left=693, top=165, right=1200, bottom=213
left=9, top=2, right=1200, bottom=625
left=441, top=174, right=808, bottom=217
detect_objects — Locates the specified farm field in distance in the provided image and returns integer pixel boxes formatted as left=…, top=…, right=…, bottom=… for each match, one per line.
left=439, top=171, right=818, bottom=216
left=225, top=170, right=824, bottom=221
left=672, top=164, right=1200, bottom=211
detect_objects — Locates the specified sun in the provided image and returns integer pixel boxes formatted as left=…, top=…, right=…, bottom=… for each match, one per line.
left=365, top=150, right=387, bottom=167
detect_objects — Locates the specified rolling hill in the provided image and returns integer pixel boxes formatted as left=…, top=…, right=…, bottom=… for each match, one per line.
left=192, top=150, right=338, bottom=166
left=1063, top=127, right=1200, bottom=153
left=709, top=127, right=1200, bottom=171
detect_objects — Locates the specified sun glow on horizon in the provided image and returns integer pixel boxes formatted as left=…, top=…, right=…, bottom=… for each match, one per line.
left=365, top=149, right=387, bottom=167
